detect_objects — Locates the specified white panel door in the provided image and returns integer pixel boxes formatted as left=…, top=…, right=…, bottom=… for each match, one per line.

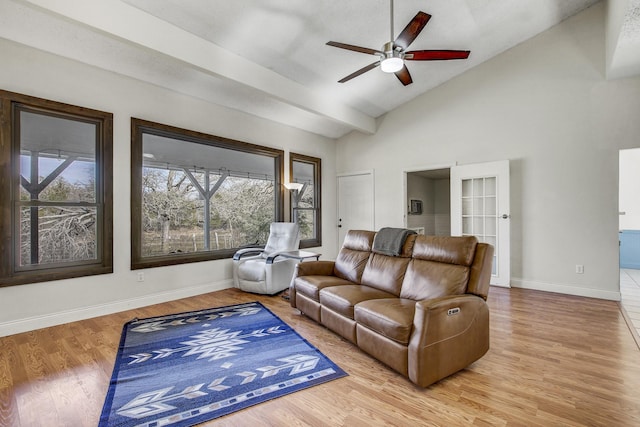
left=337, top=172, right=374, bottom=249
left=451, top=160, right=510, bottom=287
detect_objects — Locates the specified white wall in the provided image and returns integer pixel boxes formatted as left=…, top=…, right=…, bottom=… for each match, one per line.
left=406, top=175, right=450, bottom=236
left=433, top=179, right=451, bottom=236
left=337, top=3, right=640, bottom=300
left=620, top=148, right=640, bottom=230
left=0, top=38, right=338, bottom=336
left=406, top=174, right=433, bottom=233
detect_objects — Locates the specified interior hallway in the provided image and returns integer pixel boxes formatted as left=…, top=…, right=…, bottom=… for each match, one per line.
left=621, top=268, right=640, bottom=348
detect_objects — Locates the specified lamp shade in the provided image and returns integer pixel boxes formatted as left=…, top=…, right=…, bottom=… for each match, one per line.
left=284, top=182, right=304, bottom=191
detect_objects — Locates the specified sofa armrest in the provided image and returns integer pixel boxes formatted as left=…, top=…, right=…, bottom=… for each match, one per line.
left=295, top=260, right=336, bottom=276
left=408, top=294, right=490, bottom=387
left=289, top=261, right=336, bottom=308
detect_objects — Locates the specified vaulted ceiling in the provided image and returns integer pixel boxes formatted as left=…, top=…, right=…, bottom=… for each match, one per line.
left=1, top=0, right=639, bottom=139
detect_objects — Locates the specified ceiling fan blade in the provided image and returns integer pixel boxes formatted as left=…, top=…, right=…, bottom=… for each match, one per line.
left=394, top=12, right=431, bottom=51
left=326, top=41, right=382, bottom=56
left=394, top=65, right=413, bottom=86
left=338, top=61, right=381, bottom=83
left=405, top=50, right=471, bottom=61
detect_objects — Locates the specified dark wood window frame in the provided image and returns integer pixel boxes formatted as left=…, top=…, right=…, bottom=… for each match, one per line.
left=131, top=118, right=285, bottom=270
left=0, top=90, right=113, bottom=287
left=289, top=152, right=322, bottom=248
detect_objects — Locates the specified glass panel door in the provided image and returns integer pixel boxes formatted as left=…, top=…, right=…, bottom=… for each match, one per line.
left=451, top=160, right=510, bottom=286
left=461, top=177, right=498, bottom=275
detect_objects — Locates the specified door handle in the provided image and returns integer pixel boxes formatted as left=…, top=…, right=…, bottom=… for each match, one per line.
left=501, top=214, right=510, bottom=219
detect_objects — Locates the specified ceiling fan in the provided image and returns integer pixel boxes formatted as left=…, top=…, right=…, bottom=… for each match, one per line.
left=327, top=0, right=470, bottom=86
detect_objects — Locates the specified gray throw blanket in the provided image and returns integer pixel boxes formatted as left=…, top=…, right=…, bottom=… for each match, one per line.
left=372, top=227, right=417, bottom=256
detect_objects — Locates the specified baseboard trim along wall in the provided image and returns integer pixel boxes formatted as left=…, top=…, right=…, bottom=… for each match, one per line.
left=511, top=277, right=621, bottom=301
left=0, top=280, right=233, bottom=338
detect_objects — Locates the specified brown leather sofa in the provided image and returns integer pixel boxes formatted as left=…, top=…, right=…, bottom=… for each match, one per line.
left=289, top=229, right=494, bottom=387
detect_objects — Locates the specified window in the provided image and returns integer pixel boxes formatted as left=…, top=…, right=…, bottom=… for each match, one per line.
left=0, top=90, right=113, bottom=286
left=131, top=118, right=284, bottom=269
left=289, top=153, right=321, bottom=248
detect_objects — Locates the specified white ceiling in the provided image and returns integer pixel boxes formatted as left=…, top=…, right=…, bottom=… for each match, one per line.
left=1, top=0, right=639, bottom=139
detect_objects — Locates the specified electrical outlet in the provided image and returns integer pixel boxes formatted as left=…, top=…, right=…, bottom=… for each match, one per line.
left=137, top=272, right=145, bottom=282
left=575, top=265, right=584, bottom=274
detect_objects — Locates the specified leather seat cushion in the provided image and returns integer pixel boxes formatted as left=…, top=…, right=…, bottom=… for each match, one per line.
left=319, top=285, right=394, bottom=319
left=295, top=275, right=354, bottom=301
left=355, top=298, right=416, bottom=345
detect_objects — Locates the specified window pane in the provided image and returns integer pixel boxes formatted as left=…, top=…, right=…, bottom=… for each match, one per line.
left=133, top=120, right=283, bottom=267
left=290, top=153, right=321, bottom=248
left=462, top=217, right=471, bottom=234
left=292, top=161, right=314, bottom=206
left=462, top=198, right=472, bottom=216
left=210, top=177, right=275, bottom=247
left=485, top=177, right=497, bottom=196
left=473, top=178, right=484, bottom=196
left=295, top=209, right=316, bottom=241
left=485, top=196, right=497, bottom=215
left=473, top=216, right=484, bottom=235
left=141, top=167, right=205, bottom=256
left=473, top=197, right=484, bottom=215
left=20, top=112, right=96, bottom=203
left=141, top=167, right=276, bottom=256
left=485, top=217, right=497, bottom=236
left=19, top=206, right=97, bottom=266
left=462, top=179, right=472, bottom=197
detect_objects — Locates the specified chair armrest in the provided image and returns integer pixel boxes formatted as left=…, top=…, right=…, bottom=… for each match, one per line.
left=233, top=247, right=265, bottom=261
left=264, top=250, right=298, bottom=264
left=295, top=260, right=336, bottom=276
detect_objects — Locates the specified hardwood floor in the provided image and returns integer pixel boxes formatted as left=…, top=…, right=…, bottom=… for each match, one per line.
left=1, top=286, right=640, bottom=426
left=621, top=268, right=640, bottom=347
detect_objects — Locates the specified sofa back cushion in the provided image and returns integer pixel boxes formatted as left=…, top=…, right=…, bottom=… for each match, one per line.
left=334, top=230, right=375, bottom=283
left=361, top=254, right=411, bottom=296
left=358, top=233, right=415, bottom=295
left=400, top=235, right=478, bottom=301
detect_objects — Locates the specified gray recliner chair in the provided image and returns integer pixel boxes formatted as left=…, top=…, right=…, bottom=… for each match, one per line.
left=232, top=222, right=300, bottom=294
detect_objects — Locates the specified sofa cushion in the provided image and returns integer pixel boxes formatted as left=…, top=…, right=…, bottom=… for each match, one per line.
left=400, top=260, right=470, bottom=301
left=354, top=298, right=416, bottom=345
left=333, top=230, right=375, bottom=283
left=294, top=275, right=353, bottom=302
left=360, top=253, right=410, bottom=296
left=399, top=235, right=477, bottom=301
left=237, top=258, right=266, bottom=282
left=412, top=235, right=477, bottom=266
left=319, top=285, right=394, bottom=319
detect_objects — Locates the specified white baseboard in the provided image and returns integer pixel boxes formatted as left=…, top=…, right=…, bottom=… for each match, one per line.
left=0, top=279, right=233, bottom=338
left=510, top=277, right=621, bottom=301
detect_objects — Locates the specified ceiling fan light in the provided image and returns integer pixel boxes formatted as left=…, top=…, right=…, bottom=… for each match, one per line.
left=381, top=56, right=404, bottom=73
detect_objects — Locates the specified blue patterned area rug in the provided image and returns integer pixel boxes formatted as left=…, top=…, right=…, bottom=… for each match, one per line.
left=99, top=302, right=347, bottom=427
